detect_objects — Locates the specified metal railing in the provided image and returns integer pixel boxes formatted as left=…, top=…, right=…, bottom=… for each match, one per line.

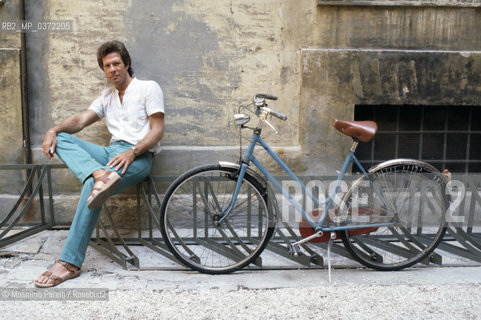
left=1, top=165, right=480, bottom=270
left=0, top=164, right=54, bottom=248
left=133, top=174, right=481, bottom=269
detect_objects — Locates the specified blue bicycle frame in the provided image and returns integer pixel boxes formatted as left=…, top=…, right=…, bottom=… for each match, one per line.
left=218, top=131, right=395, bottom=234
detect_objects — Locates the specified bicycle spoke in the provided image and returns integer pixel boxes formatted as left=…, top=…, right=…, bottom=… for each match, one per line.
left=341, top=161, right=447, bottom=270
left=160, top=165, right=274, bottom=273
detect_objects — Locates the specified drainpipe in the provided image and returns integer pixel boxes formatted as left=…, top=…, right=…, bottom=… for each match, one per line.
left=20, top=0, right=32, bottom=166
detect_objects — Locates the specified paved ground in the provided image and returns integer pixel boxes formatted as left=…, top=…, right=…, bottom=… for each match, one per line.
left=1, top=230, right=480, bottom=319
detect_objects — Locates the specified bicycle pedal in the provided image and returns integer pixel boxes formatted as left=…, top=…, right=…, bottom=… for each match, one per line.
left=288, top=244, right=303, bottom=257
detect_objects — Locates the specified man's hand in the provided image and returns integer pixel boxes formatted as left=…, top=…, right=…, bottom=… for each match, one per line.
left=41, top=110, right=100, bottom=161
left=108, top=112, right=164, bottom=175
left=108, top=149, right=136, bottom=174
left=42, top=130, right=58, bottom=160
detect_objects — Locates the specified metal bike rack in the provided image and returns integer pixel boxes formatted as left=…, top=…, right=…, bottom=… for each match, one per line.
left=135, top=177, right=181, bottom=265
left=132, top=173, right=481, bottom=270
left=1, top=165, right=480, bottom=270
left=434, top=175, right=481, bottom=263
left=89, top=204, right=140, bottom=269
left=0, top=164, right=54, bottom=248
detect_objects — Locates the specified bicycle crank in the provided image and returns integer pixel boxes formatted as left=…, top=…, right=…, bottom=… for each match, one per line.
left=288, top=230, right=324, bottom=256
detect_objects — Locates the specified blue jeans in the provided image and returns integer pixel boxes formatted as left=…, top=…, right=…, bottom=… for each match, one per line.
left=55, top=132, right=153, bottom=268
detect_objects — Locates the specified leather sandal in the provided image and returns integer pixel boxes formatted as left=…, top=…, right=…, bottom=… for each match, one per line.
left=87, top=171, right=121, bottom=210
left=34, top=260, right=81, bottom=288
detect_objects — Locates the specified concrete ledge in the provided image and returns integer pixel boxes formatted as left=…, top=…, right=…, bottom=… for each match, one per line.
left=317, top=0, right=481, bottom=7
left=152, top=145, right=305, bottom=176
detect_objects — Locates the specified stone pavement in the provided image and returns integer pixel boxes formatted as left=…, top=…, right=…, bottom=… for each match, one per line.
left=1, top=230, right=481, bottom=319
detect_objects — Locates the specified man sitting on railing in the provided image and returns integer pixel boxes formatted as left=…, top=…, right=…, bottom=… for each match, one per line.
left=34, top=40, right=165, bottom=288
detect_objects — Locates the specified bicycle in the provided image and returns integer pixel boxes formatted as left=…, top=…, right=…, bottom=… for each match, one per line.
left=160, top=94, right=448, bottom=274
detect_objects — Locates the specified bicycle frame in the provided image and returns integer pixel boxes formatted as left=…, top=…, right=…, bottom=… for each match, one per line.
left=219, top=130, right=395, bottom=234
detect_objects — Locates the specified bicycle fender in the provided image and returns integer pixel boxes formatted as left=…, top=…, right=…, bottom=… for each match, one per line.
left=218, top=161, right=267, bottom=188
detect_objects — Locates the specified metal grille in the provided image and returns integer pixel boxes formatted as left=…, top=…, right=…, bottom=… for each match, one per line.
left=354, top=105, right=481, bottom=173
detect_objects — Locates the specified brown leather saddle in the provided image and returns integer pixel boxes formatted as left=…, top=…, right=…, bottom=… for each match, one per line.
left=332, top=119, right=377, bottom=142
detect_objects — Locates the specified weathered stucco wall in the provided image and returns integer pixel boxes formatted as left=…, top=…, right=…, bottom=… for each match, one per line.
left=0, top=49, right=24, bottom=194
left=29, top=1, right=481, bottom=156
left=0, top=0, right=20, bottom=48
left=1, top=0, right=481, bottom=223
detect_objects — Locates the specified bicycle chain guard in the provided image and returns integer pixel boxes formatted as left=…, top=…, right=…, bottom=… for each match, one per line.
left=299, top=209, right=379, bottom=242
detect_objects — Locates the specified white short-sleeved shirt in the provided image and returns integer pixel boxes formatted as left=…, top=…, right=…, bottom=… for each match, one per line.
left=88, top=78, right=165, bottom=154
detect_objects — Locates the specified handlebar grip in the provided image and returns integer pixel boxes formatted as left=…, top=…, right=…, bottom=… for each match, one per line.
left=270, top=109, right=287, bottom=121
left=255, top=93, right=278, bottom=101
left=262, top=107, right=287, bottom=121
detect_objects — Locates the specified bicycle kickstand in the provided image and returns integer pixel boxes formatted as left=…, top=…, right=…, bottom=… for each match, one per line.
left=288, top=230, right=324, bottom=257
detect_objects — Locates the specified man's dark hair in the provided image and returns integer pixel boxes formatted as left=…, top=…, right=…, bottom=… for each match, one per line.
left=97, top=40, right=134, bottom=77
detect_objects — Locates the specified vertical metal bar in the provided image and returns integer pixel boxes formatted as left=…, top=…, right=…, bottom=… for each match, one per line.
left=137, top=183, right=142, bottom=240
left=47, top=165, right=55, bottom=226
left=302, top=176, right=307, bottom=222
left=147, top=179, right=153, bottom=239
left=419, top=107, right=425, bottom=160
left=204, top=178, right=209, bottom=238
left=38, top=166, right=46, bottom=225
left=247, top=186, right=251, bottom=238
left=442, top=106, right=448, bottom=172
left=416, top=175, right=423, bottom=235
left=371, top=106, right=376, bottom=166
left=467, top=176, right=477, bottom=235
left=395, top=106, right=400, bottom=159
left=258, top=186, right=263, bottom=239
left=258, top=200, right=262, bottom=238
left=466, top=107, right=472, bottom=174
left=407, top=171, right=414, bottom=235
left=457, top=175, right=467, bottom=233
left=147, top=178, right=152, bottom=208
left=193, top=177, right=197, bottom=239
left=96, top=213, right=100, bottom=239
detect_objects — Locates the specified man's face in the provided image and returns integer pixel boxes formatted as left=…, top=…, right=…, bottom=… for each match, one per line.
left=102, top=52, right=130, bottom=88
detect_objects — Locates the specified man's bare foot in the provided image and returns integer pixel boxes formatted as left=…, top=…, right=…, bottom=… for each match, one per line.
left=34, top=260, right=80, bottom=288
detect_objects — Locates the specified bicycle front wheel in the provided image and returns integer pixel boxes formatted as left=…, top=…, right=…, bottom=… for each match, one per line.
left=339, top=159, right=448, bottom=271
left=160, top=164, right=275, bottom=274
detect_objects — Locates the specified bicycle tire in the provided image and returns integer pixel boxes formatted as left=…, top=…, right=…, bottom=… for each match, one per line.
left=339, top=159, right=448, bottom=271
left=160, top=163, right=275, bottom=274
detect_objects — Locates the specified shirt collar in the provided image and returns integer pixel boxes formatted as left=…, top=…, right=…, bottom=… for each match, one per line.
left=114, top=77, right=137, bottom=95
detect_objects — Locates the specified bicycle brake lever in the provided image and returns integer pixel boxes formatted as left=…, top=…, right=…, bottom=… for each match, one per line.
left=264, top=119, right=278, bottom=134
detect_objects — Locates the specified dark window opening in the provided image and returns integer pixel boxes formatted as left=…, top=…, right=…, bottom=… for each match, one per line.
left=354, top=105, right=481, bottom=173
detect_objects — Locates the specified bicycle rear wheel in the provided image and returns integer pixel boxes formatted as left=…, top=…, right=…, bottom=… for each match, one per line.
left=160, top=164, right=275, bottom=274
left=339, top=160, right=448, bottom=271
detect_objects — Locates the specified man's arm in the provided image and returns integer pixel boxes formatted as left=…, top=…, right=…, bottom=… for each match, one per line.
left=108, top=112, right=164, bottom=174
left=42, top=110, right=100, bottom=160
left=130, top=112, right=164, bottom=155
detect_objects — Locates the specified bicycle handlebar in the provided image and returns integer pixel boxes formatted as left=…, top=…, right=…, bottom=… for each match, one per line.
left=253, top=93, right=287, bottom=122
left=261, top=106, right=287, bottom=121
left=255, top=93, right=278, bottom=101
